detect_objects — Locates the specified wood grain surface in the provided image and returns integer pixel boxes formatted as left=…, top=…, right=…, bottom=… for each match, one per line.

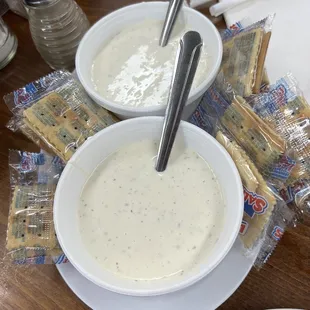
left=0, top=1, right=309, bottom=309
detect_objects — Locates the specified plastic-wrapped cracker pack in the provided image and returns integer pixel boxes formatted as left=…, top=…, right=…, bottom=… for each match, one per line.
left=220, top=15, right=273, bottom=96
left=6, top=150, right=67, bottom=264
left=247, top=73, right=310, bottom=216
left=190, top=75, right=296, bottom=267
left=4, top=70, right=119, bottom=161
left=4, top=70, right=69, bottom=117
left=191, top=72, right=295, bottom=184
left=216, top=131, right=295, bottom=267
left=9, top=149, right=65, bottom=185
left=222, top=19, right=271, bottom=91
left=279, top=179, right=310, bottom=219
left=5, top=70, right=74, bottom=152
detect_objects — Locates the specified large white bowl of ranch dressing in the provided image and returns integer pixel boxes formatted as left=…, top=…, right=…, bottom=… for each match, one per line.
left=75, top=2, right=223, bottom=119
left=54, top=117, right=243, bottom=296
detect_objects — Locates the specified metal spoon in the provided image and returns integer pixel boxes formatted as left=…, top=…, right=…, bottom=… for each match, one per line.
left=159, top=0, right=184, bottom=47
left=155, top=31, right=203, bottom=172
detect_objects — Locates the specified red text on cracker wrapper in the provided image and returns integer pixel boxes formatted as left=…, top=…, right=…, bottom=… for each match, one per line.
left=239, top=220, right=248, bottom=235
left=244, top=187, right=268, bottom=218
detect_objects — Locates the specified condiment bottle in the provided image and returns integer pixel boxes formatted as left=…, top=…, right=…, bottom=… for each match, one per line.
left=24, top=0, right=90, bottom=70
left=0, top=17, right=18, bottom=70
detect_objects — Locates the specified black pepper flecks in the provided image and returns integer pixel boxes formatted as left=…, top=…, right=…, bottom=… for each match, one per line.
left=79, top=139, right=225, bottom=280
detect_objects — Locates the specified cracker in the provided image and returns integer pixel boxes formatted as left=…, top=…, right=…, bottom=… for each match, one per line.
left=216, top=131, right=276, bottom=248
left=240, top=151, right=276, bottom=248
left=10, top=184, right=55, bottom=213
left=264, top=95, right=310, bottom=181
left=23, top=93, right=118, bottom=161
left=23, top=119, right=67, bottom=159
left=253, top=32, right=271, bottom=93
left=279, top=96, right=310, bottom=120
left=20, top=121, right=56, bottom=154
left=6, top=185, right=58, bottom=251
left=216, top=131, right=259, bottom=192
left=221, top=29, right=264, bottom=97
left=221, top=96, right=285, bottom=175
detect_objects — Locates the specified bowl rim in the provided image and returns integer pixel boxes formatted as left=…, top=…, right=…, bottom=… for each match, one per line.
left=75, top=1, right=223, bottom=114
left=54, top=117, right=244, bottom=296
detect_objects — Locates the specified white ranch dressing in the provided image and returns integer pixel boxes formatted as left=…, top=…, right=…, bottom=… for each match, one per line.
left=91, top=19, right=210, bottom=107
left=79, top=139, right=225, bottom=282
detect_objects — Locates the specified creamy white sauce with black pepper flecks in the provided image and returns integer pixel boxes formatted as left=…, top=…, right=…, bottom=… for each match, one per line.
left=91, top=19, right=210, bottom=107
left=79, top=139, right=225, bottom=282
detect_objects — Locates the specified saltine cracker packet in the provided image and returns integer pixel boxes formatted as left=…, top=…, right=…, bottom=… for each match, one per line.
left=4, top=70, right=119, bottom=161
left=6, top=150, right=67, bottom=264
left=215, top=131, right=294, bottom=267
left=220, top=15, right=273, bottom=96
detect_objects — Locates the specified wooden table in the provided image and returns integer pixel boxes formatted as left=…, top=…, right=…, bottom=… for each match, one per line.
left=0, top=1, right=309, bottom=309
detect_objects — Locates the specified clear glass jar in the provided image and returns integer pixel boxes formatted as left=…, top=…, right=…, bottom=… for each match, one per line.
left=24, top=0, right=90, bottom=70
left=0, top=17, right=18, bottom=70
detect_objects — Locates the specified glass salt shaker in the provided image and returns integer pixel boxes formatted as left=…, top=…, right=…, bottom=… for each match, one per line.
left=24, top=0, right=90, bottom=70
left=0, top=17, right=18, bottom=70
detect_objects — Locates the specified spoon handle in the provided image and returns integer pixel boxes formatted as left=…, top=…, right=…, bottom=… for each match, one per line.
left=155, top=31, right=203, bottom=172
left=159, top=0, right=184, bottom=47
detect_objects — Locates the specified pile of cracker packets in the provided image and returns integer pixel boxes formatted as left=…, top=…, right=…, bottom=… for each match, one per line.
left=190, top=15, right=310, bottom=267
left=4, top=71, right=119, bottom=264
left=3, top=15, right=309, bottom=268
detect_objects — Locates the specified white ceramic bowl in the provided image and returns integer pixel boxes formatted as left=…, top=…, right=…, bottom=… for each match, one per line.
left=54, top=117, right=243, bottom=296
left=75, top=2, right=223, bottom=119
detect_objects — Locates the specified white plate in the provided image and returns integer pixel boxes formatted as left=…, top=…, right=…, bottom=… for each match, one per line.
left=220, top=0, right=310, bottom=102
left=57, top=238, right=254, bottom=310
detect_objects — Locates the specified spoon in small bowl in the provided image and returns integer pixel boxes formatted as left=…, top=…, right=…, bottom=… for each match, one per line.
left=159, top=0, right=184, bottom=47
left=155, top=31, right=203, bottom=172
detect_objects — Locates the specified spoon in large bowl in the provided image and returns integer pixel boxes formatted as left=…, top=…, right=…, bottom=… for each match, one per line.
left=155, top=31, right=203, bottom=172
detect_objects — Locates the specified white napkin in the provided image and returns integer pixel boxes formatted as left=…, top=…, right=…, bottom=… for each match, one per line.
left=189, top=0, right=214, bottom=8
left=210, top=0, right=251, bottom=17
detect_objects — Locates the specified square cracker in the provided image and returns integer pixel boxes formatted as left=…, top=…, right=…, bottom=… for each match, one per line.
left=221, top=96, right=285, bottom=175
left=6, top=185, right=58, bottom=251
left=23, top=92, right=119, bottom=161
left=216, top=131, right=259, bottom=193
left=215, top=131, right=276, bottom=248
left=222, top=29, right=264, bottom=97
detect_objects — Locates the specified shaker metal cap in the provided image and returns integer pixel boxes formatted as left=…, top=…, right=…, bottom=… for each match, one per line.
left=23, top=0, right=56, bottom=7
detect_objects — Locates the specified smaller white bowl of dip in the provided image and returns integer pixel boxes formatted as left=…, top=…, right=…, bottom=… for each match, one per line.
left=54, top=117, right=243, bottom=296
left=75, top=2, right=223, bottom=119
